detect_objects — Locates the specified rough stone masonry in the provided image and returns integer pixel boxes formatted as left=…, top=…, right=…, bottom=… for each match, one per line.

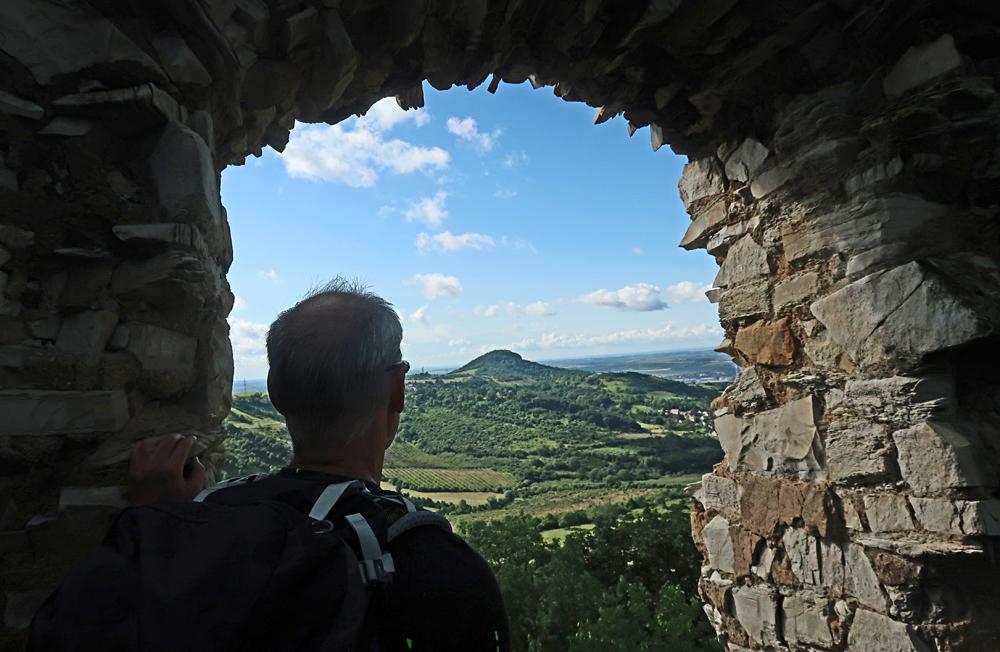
left=0, top=1, right=998, bottom=650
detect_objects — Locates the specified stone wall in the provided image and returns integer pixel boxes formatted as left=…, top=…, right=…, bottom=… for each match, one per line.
left=686, top=35, right=1000, bottom=650
left=0, top=1, right=997, bottom=650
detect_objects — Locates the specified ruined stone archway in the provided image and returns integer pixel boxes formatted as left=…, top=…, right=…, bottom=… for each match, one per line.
left=1, top=1, right=999, bottom=649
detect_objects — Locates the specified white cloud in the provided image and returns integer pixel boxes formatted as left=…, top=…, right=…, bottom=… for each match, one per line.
left=258, top=269, right=279, bottom=284
left=228, top=317, right=269, bottom=368
left=475, top=304, right=501, bottom=318
left=404, top=192, right=449, bottom=227
left=280, top=98, right=448, bottom=187
left=475, top=301, right=556, bottom=318
left=449, top=338, right=470, bottom=347
left=485, top=322, right=722, bottom=353
left=409, top=305, right=430, bottom=325
left=406, top=273, right=462, bottom=300
left=446, top=117, right=500, bottom=152
left=502, top=151, right=528, bottom=168
left=498, top=235, right=538, bottom=254
left=578, top=283, right=667, bottom=311
left=232, top=295, right=247, bottom=312
left=494, top=189, right=518, bottom=199
left=416, top=230, right=496, bottom=253
left=632, top=246, right=644, bottom=256
left=524, top=301, right=557, bottom=317
left=665, top=281, right=711, bottom=305
left=363, top=98, right=431, bottom=131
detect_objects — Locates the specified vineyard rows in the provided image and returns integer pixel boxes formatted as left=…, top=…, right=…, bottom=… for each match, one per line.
left=384, top=467, right=516, bottom=491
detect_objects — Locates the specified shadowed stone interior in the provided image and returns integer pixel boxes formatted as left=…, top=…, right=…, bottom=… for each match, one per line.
left=1, top=1, right=998, bottom=649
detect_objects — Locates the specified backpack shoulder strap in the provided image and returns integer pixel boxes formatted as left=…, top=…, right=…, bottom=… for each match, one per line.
left=386, top=510, right=452, bottom=543
left=193, top=472, right=269, bottom=502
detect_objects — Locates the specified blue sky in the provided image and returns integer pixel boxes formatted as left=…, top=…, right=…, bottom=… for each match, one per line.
left=222, top=81, right=721, bottom=379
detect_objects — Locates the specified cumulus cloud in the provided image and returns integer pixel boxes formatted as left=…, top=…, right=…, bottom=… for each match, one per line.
left=476, top=301, right=557, bottom=318
left=404, top=192, right=449, bottom=227
left=416, top=231, right=495, bottom=253
left=665, top=281, right=711, bottom=305
left=484, top=322, right=722, bottom=353
left=409, top=305, right=430, bottom=325
left=232, top=295, right=247, bottom=312
left=524, top=301, right=558, bottom=317
left=228, top=317, right=269, bottom=368
left=406, top=273, right=462, bottom=300
left=446, top=117, right=500, bottom=152
left=578, top=283, right=667, bottom=311
left=281, top=98, right=448, bottom=187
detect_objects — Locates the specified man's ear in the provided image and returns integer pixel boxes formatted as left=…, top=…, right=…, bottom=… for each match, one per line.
left=388, top=370, right=405, bottom=414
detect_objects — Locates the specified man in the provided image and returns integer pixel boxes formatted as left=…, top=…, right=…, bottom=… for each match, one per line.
left=128, top=279, right=510, bottom=651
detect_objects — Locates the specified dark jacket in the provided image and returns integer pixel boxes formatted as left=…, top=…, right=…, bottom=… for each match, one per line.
left=207, top=468, right=510, bottom=652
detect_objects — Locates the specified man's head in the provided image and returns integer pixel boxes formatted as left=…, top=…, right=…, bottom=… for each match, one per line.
left=265, top=278, right=405, bottom=460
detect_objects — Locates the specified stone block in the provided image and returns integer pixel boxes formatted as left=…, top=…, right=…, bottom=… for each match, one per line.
left=698, top=473, right=741, bottom=517
left=863, top=494, right=914, bottom=533
left=959, top=500, right=1000, bottom=536
left=126, top=323, right=197, bottom=373
left=731, top=585, right=779, bottom=645
left=152, top=33, right=212, bottom=86
left=702, top=515, right=735, bottom=573
left=782, top=195, right=951, bottom=266
left=826, top=422, right=895, bottom=484
left=55, top=310, right=118, bottom=357
left=843, top=543, right=886, bottom=610
left=893, top=421, right=993, bottom=494
left=782, top=595, right=833, bottom=648
left=714, top=236, right=768, bottom=288
left=112, top=223, right=207, bottom=251
left=734, top=318, right=795, bottom=366
left=706, top=221, right=748, bottom=255
left=909, top=497, right=961, bottom=535
left=773, top=271, right=820, bottom=309
left=679, top=199, right=727, bottom=250
left=717, top=282, right=771, bottom=322
left=0, top=390, right=129, bottom=435
left=714, top=412, right=743, bottom=467
left=0, top=0, right=162, bottom=85
left=678, top=157, right=725, bottom=209
left=722, top=367, right=768, bottom=411
left=750, top=162, right=796, bottom=198
left=782, top=527, right=821, bottom=585
left=739, top=396, right=820, bottom=477
left=883, top=34, right=962, bottom=99
left=148, top=121, right=221, bottom=228
left=846, top=609, right=930, bottom=651
left=740, top=476, right=783, bottom=536
left=811, top=260, right=998, bottom=372
left=723, top=138, right=769, bottom=183
left=111, top=251, right=208, bottom=299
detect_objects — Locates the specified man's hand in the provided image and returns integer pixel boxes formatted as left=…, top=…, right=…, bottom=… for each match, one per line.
left=126, top=433, right=207, bottom=505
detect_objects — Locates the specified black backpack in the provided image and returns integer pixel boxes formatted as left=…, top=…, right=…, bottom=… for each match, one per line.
left=27, top=475, right=451, bottom=652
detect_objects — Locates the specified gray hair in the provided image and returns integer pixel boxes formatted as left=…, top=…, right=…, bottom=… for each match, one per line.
left=265, top=277, right=403, bottom=453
